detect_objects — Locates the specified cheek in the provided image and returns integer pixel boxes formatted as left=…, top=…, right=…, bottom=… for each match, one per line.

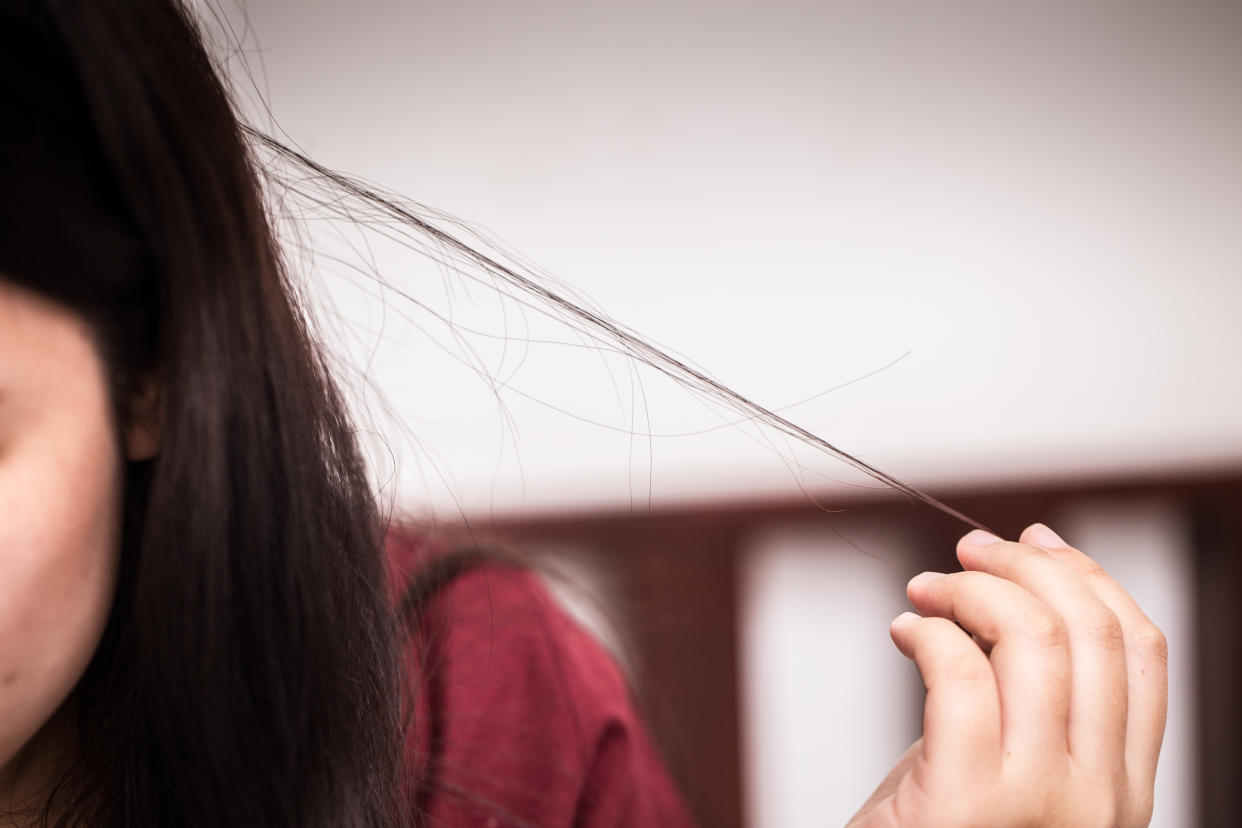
left=0, top=403, right=123, bottom=768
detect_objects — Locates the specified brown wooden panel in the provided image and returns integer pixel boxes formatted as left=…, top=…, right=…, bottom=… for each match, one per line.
left=607, top=519, right=744, bottom=828
left=1192, top=489, right=1242, bottom=828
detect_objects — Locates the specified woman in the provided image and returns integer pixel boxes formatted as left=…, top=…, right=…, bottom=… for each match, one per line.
left=0, top=0, right=1167, bottom=826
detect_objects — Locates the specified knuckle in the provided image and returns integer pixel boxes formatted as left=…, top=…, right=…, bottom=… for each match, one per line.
left=1049, top=544, right=1106, bottom=578
left=1134, top=624, right=1170, bottom=665
left=1023, top=608, right=1070, bottom=650
left=1024, top=782, right=1071, bottom=827
left=1090, top=798, right=1120, bottom=828
left=1047, top=787, right=1119, bottom=828
left=1077, top=555, right=1109, bottom=579
left=1075, top=605, right=1126, bottom=651
left=1128, top=789, right=1155, bottom=827
left=1085, top=796, right=1119, bottom=828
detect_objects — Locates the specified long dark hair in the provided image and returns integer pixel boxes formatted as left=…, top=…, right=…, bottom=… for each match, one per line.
left=1, top=0, right=989, bottom=825
left=1, top=1, right=407, bottom=824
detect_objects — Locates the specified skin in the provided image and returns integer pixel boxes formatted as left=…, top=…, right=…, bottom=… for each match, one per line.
left=848, top=524, right=1169, bottom=827
left=0, top=279, right=157, bottom=823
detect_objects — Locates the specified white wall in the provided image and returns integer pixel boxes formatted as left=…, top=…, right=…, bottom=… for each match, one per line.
left=216, top=0, right=1242, bottom=519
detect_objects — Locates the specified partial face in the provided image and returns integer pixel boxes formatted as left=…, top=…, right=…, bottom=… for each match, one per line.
left=0, top=278, right=125, bottom=788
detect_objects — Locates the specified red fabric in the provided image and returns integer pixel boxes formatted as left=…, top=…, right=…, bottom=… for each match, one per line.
left=387, top=531, right=697, bottom=828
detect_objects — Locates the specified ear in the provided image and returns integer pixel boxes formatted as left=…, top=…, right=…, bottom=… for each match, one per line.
left=123, top=377, right=164, bottom=461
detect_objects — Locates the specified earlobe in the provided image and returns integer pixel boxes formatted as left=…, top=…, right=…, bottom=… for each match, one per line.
left=123, top=379, right=163, bottom=461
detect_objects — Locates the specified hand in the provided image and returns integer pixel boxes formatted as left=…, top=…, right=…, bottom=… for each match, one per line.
left=846, top=524, right=1168, bottom=827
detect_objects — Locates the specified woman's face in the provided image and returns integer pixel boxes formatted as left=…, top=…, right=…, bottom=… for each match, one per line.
left=0, top=278, right=135, bottom=794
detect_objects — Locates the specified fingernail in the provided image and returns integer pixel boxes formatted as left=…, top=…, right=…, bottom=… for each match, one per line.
left=962, top=529, right=1003, bottom=547
left=908, top=571, right=946, bottom=587
left=891, top=611, right=920, bottom=627
left=1027, top=523, right=1067, bottom=548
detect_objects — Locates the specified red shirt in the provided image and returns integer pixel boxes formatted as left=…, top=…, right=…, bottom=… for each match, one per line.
left=387, top=531, right=697, bottom=827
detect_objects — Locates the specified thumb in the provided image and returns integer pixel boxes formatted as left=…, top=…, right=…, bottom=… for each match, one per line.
left=845, top=737, right=923, bottom=828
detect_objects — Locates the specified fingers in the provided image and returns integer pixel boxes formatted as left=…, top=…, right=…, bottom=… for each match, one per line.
left=880, top=525, right=1167, bottom=828
left=954, top=529, right=1130, bottom=773
left=1016, top=523, right=1169, bottom=791
left=905, top=569, right=1072, bottom=760
left=890, top=610, right=1001, bottom=780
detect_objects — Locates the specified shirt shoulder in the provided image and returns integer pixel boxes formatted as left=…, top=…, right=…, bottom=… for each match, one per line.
left=387, top=530, right=696, bottom=828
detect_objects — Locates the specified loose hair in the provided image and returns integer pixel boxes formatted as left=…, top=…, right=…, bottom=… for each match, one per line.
left=0, top=0, right=987, bottom=825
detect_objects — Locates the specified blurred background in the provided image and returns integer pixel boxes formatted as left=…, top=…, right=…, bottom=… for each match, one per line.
left=214, top=0, right=1241, bottom=825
